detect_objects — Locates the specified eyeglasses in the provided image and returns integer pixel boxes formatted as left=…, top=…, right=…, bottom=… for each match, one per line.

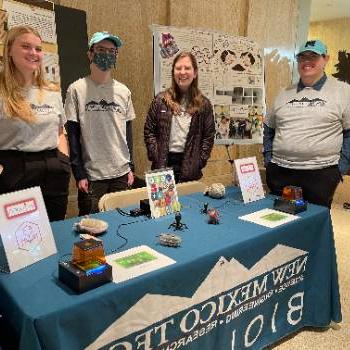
left=297, top=53, right=323, bottom=62
left=94, top=46, right=118, bottom=55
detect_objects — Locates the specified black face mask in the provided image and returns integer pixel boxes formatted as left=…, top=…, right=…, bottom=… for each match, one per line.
left=92, top=52, right=116, bottom=71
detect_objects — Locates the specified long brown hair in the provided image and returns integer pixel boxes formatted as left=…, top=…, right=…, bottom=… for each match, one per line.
left=164, top=51, right=204, bottom=114
left=0, top=26, right=48, bottom=122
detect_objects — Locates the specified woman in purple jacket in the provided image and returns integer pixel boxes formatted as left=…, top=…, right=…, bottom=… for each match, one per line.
left=144, top=51, right=215, bottom=183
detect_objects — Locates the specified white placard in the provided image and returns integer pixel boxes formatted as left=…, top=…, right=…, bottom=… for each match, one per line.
left=106, top=245, right=176, bottom=283
left=239, top=208, right=299, bottom=228
left=234, top=156, right=265, bottom=203
left=0, top=187, right=57, bottom=273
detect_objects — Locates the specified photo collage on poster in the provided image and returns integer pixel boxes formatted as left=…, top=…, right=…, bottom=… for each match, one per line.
left=153, top=25, right=265, bottom=144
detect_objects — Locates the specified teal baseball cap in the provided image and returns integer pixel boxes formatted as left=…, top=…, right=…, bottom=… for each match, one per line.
left=297, top=40, right=327, bottom=56
left=88, top=31, right=123, bottom=49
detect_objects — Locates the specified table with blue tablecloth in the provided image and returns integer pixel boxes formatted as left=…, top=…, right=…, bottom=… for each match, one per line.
left=0, top=187, right=341, bottom=350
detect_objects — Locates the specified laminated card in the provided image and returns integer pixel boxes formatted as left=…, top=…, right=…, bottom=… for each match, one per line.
left=0, top=187, right=57, bottom=273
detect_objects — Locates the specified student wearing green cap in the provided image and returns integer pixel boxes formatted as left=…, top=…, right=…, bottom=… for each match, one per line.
left=65, top=31, right=135, bottom=214
left=263, top=39, right=350, bottom=208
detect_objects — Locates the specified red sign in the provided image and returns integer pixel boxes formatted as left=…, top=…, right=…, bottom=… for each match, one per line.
left=4, top=198, right=37, bottom=219
left=240, top=163, right=255, bottom=174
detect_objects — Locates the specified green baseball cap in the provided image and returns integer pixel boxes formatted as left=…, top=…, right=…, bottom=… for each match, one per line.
left=88, top=31, right=123, bottom=49
left=297, top=40, right=327, bottom=56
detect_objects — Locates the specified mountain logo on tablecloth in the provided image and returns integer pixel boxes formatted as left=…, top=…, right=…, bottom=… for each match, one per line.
left=86, top=244, right=308, bottom=349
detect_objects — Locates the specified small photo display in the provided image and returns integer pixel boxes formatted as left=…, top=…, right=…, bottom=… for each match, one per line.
left=145, top=168, right=180, bottom=219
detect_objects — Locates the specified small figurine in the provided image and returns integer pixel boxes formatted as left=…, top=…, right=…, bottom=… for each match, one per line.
left=201, top=202, right=209, bottom=214
left=207, top=208, right=219, bottom=225
left=168, top=212, right=188, bottom=231
left=158, top=233, right=182, bottom=247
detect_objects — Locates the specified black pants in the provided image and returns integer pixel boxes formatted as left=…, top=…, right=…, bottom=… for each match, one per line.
left=77, top=189, right=92, bottom=216
left=88, top=173, right=129, bottom=213
left=167, top=152, right=184, bottom=183
left=0, top=149, right=71, bottom=221
left=266, top=162, right=342, bottom=208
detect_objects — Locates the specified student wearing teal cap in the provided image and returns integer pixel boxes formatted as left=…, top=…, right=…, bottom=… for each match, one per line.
left=65, top=31, right=135, bottom=214
left=263, top=39, right=350, bottom=208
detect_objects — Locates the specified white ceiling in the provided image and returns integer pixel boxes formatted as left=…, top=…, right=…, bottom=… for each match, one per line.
left=310, top=0, right=350, bottom=22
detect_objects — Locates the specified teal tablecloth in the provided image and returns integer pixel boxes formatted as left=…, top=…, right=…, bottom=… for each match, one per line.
left=0, top=187, right=341, bottom=349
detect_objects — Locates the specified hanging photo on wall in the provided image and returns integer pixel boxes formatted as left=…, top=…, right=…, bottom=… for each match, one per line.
left=145, top=169, right=180, bottom=219
left=2, top=0, right=57, bottom=43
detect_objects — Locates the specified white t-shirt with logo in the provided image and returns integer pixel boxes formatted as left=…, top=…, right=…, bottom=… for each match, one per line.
left=265, top=77, right=350, bottom=169
left=0, top=86, right=65, bottom=152
left=65, top=77, right=136, bottom=181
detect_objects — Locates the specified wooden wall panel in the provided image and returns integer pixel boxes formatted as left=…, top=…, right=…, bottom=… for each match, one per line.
left=309, top=18, right=350, bottom=77
left=247, top=0, right=299, bottom=112
left=169, top=0, right=245, bottom=36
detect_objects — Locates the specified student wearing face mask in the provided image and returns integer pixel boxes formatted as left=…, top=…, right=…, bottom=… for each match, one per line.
left=65, top=31, right=135, bottom=214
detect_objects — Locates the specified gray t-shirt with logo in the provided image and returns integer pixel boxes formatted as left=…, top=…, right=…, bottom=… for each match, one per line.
left=65, top=77, right=135, bottom=181
left=265, top=77, right=350, bottom=169
left=0, top=86, right=65, bottom=152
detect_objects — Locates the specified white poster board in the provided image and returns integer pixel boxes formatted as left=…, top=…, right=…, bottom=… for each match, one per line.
left=145, top=169, right=180, bottom=219
left=239, top=208, right=299, bottom=228
left=106, top=245, right=176, bottom=283
left=152, top=24, right=265, bottom=144
left=234, top=156, right=265, bottom=203
left=0, top=187, right=57, bottom=273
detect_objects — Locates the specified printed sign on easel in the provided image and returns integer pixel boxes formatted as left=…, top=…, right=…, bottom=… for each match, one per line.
left=145, top=168, right=180, bottom=219
left=234, top=156, right=265, bottom=203
left=0, top=187, right=57, bottom=273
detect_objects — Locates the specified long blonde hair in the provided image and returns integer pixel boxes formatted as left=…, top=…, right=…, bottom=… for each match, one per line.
left=163, top=51, right=204, bottom=115
left=0, top=26, right=47, bottom=122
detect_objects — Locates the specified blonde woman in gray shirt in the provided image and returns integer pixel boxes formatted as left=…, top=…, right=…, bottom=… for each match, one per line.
left=0, top=26, right=70, bottom=221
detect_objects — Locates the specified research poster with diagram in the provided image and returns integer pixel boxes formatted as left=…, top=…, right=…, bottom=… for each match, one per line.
left=152, top=24, right=265, bottom=144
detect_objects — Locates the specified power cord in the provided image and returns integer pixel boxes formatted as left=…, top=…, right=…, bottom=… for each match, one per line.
left=116, top=207, right=148, bottom=217
left=108, top=217, right=151, bottom=254
left=116, top=207, right=133, bottom=216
